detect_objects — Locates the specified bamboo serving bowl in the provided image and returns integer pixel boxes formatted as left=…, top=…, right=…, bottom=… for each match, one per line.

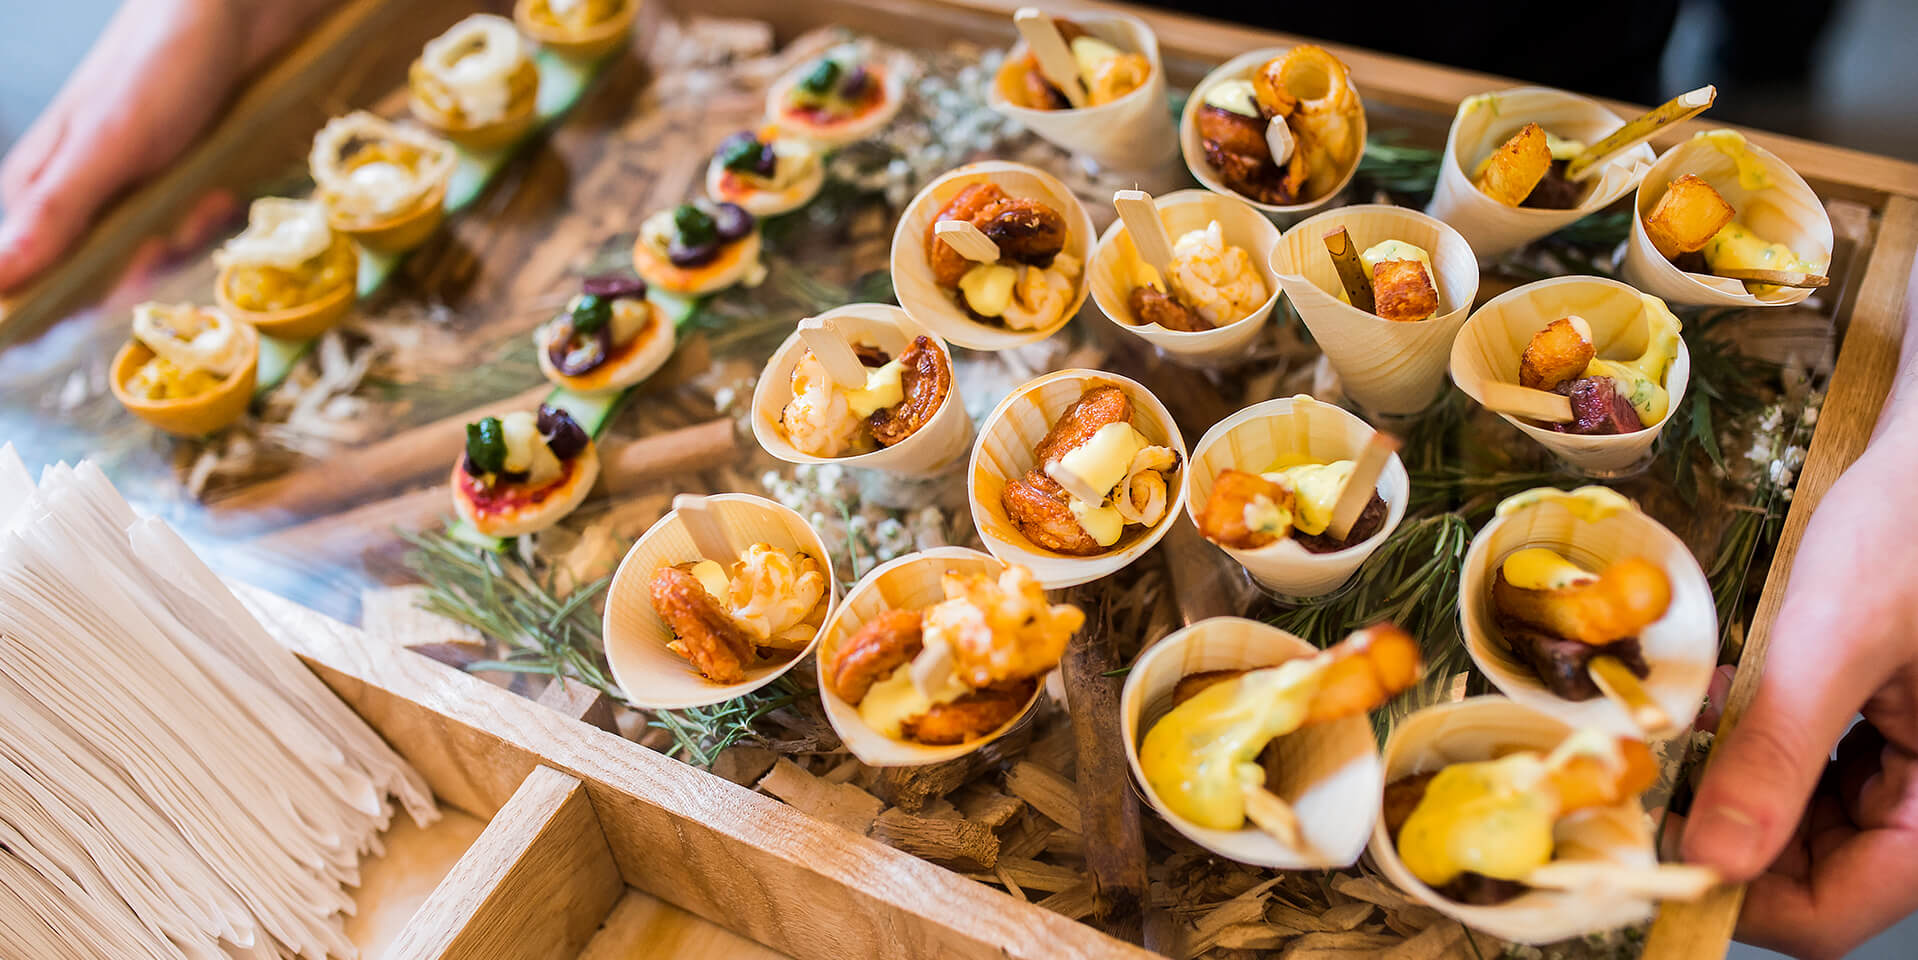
left=214, top=264, right=358, bottom=342
left=985, top=10, right=1177, bottom=174
left=1179, top=47, right=1367, bottom=219
left=512, top=0, right=639, bottom=62
left=109, top=326, right=260, bottom=437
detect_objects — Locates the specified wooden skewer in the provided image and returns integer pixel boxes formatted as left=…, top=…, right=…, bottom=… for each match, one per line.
left=1112, top=189, right=1176, bottom=284
left=796, top=316, right=870, bottom=388
left=1588, top=655, right=1674, bottom=736
left=1322, top=226, right=1374, bottom=314
left=1013, top=8, right=1087, bottom=108
left=1565, top=85, right=1716, bottom=182
left=1325, top=431, right=1398, bottom=542
left=1525, top=861, right=1720, bottom=901
left=1479, top=382, right=1575, bottom=424
left=1240, top=782, right=1305, bottom=850
left=1710, top=267, right=1829, bottom=289
left=934, top=220, right=1001, bottom=263
left=671, top=494, right=735, bottom=565
left=908, top=636, right=957, bottom=700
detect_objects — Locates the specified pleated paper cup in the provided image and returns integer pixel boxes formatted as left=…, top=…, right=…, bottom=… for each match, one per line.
left=1459, top=487, right=1715, bottom=736
left=604, top=493, right=838, bottom=710
left=969, top=369, right=1186, bottom=589
left=1424, top=87, right=1655, bottom=258
left=1179, top=47, right=1367, bottom=219
left=1451, top=276, right=1692, bottom=475
left=1620, top=131, right=1833, bottom=307
left=1088, top=189, right=1282, bottom=366
left=1368, top=697, right=1660, bottom=944
left=750, top=303, right=973, bottom=477
left=891, top=161, right=1097, bottom=351
left=1121, top=616, right=1382, bottom=868
left=987, top=11, right=1178, bottom=173
left=1270, top=205, right=1479, bottom=415
left=815, top=547, right=1042, bottom=766
left=1186, top=395, right=1409, bottom=598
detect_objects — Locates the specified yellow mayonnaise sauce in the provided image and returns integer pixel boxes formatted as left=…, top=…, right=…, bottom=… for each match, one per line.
left=1397, top=753, right=1559, bottom=886
left=1699, top=130, right=1772, bottom=191
left=1544, top=132, right=1586, bottom=161
left=959, top=263, right=1018, bottom=315
left=1260, top=460, right=1354, bottom=536
left=1495, top=485, right=1634, bottom=523
left=1052, top=421, right=1151, bottom=547
left=1579, top=295, right=1681, bottom=425
left=689, top=559, right=729, bottom=598
left=1139, top=658, right=1325, bottom=829
left=857, top=631, right=970, bottom=738
left=1201, top=79, right=1261, bottom=118
left=1501, top=548, right=1598, bottom=591
left=843, top=358, right=906, bottom=417
left=1702, top=222, right=1819, bottom=295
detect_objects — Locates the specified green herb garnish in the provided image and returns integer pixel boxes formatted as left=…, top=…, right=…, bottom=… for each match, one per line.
left=798, top=58, right=841, bottom=97
left=465, top=416, right=506, bottom=474
left=718, top=135, right=764, bottom=175
left=673, top=204, right=717, bottom=247
left=568, top=294, right=611, bottom=335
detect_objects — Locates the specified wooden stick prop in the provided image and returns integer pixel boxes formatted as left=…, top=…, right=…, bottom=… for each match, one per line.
left=934, top=220, right=1001, bottom=262
left=1710, top=267, right=1829, bottom=289
left=671, top=494, right=735, bottom=564
left=1013, top=8, right=1087, bottom=108
left=1239, top=783, right=1304, bottom=850
left=1480, top=382, right=1576, bottom=424
left=1566, top=85, right=1716, bottom=182
left=1112, top=190, right=1175, bottom=283
left=796, top=316, right=870, bottom=388
left=1326, top=431, right=1398, bottom=542
left=1323, top=226, right=1374, bottom=314
left=1588, top=655, right=1674, bottom=736
left=1057, top=592, right=1151, bottom=942
left=1526, top=862, right=1720, bottom=900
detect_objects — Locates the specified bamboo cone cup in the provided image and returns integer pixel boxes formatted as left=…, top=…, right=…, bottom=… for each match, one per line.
left=110, top=324, right=260, bottom=438
left=815, top=547, right=1042, bottom=766
left=1120, top=616, right=1382, bottom=868
left=512, top=0, right=638, bottom=62
left=1368, top=697, right=1660, bottom=944
left=1180, top=48, right=1367, bottom=218
left=1451, top=276, right=1691, bottom=475
left=765, top=49, right=910, bottom=148
left=1424, top=87, right=1655, bottom=258
left=987, top=11, right=1178, bottom=173
left=1621, top=131, right=1833, bottom=307
left=1459, top=487, right=1715, bottom=736
left=892, top=161, right=1097, bottom=351
left=1270, top=205, right=1479, bottom=415
left=751, top=303, right=973, bottom=476
left=1185, top=395, right=1409, bottom=598
left=1088, top=189, right=1282, bottom=366
left=970, top=369, right=1186, bottom=589
left=604, top=493, right=838, bottom=709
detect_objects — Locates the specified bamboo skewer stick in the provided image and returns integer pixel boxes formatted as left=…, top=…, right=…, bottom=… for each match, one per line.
left=1112, top=190, right=1175, bottom=282
left=934, top=220, right=1001, bottom=262
left=1525, top=861, right=1720, bottom=900
left=796, top=316, right=870, bottom=388
left=671, top=494, right=735, bottom=564
left=1565, top=85, right=1716, bottom=182
left=1325, top=431, right=1397, bottom=542
left=1012, top=8, right=1087, bottom=108
left=1709, top=267, right=1829, bottom=288
left=1239, top=782, right=1305, bottom=851
left=1588, top=655, right=1674, bottom=736
left=1323, top=226, right=1374, bottom=314
left=1479, top=382, right=1576, bottom=424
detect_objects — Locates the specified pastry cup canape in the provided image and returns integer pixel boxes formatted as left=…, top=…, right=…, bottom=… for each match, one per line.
left=407, top=15, right=541, bottom=152
left=334, top=181, right=446, bottom=256
left=214, top=263, right=356, bottom=342
left=1620, top=130, right=1833, bottom=308
left=1270, top=204, right=1479, bottom=416
left=309, top=113, right=455, bottom=256
left=969, top=369, right=1185, bottom=589
left=1459, top=486, right=1715, bottom=736
left=631, top=204, right=764, bottom=298
left=891, top=160, right=1097, bottom=352
left=1424, top=87, right=1656, bottom=259
left=605, top=493, right=838, bottom=710
left=512, top=0, right=637, bottom=62
left=1120, top=616, right=1382, bottom=868
left=705, top=129, right=826, bottom=218
left=1186, top=395, right=1409, bottom=599
left=750, top=303, right=972, bottom=477
left=111, top=324, right=259, bottom=438
left=986, top=10, right=1177, bottom=174
left=764, top=45, right=909, bottom=149
left=450, top=436, right=600, bottom=539
left=1088, top=188, right=1282, bottom=366
left=535, top=279, right=674, bottom=394
left=1451, top=275, right=1692, bottom=475
left=1368, top=696, right=1661, bottom=944
left=816, top=547, right=1040, bottom=766
left=1179, top=47, right=1367, bottom=220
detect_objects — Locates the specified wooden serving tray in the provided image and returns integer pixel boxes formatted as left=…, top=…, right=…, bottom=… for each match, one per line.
left=6, top=1, right=1917, bottom=958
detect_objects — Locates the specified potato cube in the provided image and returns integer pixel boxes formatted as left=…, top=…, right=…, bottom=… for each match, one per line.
left=1474, top=122, right=1553, bottom=207
left=1644, top=174, right=1735, bottom=260
left=1371, top=258, right=1438, bottom=322
left=1519, top=316, right=1596, bottom=390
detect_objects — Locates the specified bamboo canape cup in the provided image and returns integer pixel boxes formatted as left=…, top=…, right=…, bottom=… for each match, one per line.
left=1621, top=131, right=1833, bottom=307
left=750, top=303, right=973, bottom=477
left=1120, top=616, right=1383, bottom=868
left=891, top=161, right=1097, bottom=351
left=1088, top=189, right=1282, bottom=366
left=969, top=369, right=1186, bottom=589
left=764, top=49, right=910, bottom=149
left=1424, top=87, right=1656, bottom=258
left=512, top=0, right=638, bottom=62
left=110, top=325, right=259, bottom=437
left=604, top=493, right=838, bottom=710
left=1368, top=696, right=1662, bottom=944
left=815, top=547, right=1041, bottom=767
left=1185, top=395, right=1409, bottom=599
left=1269, top=205, right=1479, bottom=416
left=986, top=11, right=1178, bottom=174
left=1459, top=487, right=1715, bottom=736
left=1451, top=276, right=1692, bottom=475
left=1179, top=47, right=1367, bottom=219
left=408, top=80, right=540, bottom=153
left=214, top=264, right=358, bottom=342
left=326, top=180, right=447, bottom=256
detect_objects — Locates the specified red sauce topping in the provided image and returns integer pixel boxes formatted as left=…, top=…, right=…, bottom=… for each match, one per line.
left=460, top=456, right=578, bottom=517
left=780, top=84, right=886, bottom=129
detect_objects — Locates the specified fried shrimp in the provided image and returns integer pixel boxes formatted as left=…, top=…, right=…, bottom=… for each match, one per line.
left=926, top=182, right=1012, bottom=286
left=649, top=566, right=755, bottom=684
left=1195, top=468, right=1293, bottom=549
left=868, top=335, right=950, bottom=446
left=925, top=564, right=1084, bottom=688
left=902, top=679, right=1037, bottom=744
left=826, top=607, right=925, bottom=704
left=975, top=197, right=1068, bottom=268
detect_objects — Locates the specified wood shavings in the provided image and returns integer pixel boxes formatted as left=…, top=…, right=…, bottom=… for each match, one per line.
left=756, top=759, right=884, bottom=834
left=1003, top=761, right=1082, bottom=834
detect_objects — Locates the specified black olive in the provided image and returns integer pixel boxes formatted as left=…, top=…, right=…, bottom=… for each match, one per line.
left=839, top=64, right=871, bottom=99
left=498, top=469, right=530, bottom=485
left=581, top=274, right=647, bottom=300
left=750, top=143, right=778, bottom=179
left=667, top=239, right=721, bottom=267
left=548, top=322, right=611, bottom=376
left=461, top=451, right=482, bottom=478
left=711, top=203, right=755, bottom=242
left=538, top=404, right=590, bottom=459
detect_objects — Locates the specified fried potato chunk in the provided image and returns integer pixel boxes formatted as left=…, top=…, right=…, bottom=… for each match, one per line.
left=1371, top=258, right=1439, bottom=323
left=868, top=335, right=950, bottom=446
left=926, top=182, right=1011, bottom=286
left=649, top=566, right=755, bottom=684
left=1194, top=468, right=1292, bottom=549
left=902, top=679, right=1036, bottom=744
left=1492, top=556, right=1673, bottom=646
left=1475, top=122, right=1553, bottom=207
left=1518, top=316, right=1596, bottom=390
left=1547, top=736, right=1658, bottom=814
left=1644, top=174, right=1735, bottom=260
left=825, top=607, right=925, bottom=704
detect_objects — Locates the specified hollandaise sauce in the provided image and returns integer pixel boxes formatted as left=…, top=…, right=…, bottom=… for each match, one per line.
left=1580, top=295, right=1680, bottom=425
left=857, top=642, right=971, bottom=738
left=1396, top=753, right=1559, bottom=886
left=1501, top=548, right=1598, bottom=592
left=1051, top=422, right=1151, bottom=547
left=1261, top=460, right=1354, bottom=537
left=1139, top=659, right=1323, bottom=830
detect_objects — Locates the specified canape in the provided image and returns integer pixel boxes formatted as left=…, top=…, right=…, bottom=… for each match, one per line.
left=213, top=198, right=358, bottom=341
left=818, top=548, right=1079, bottom=766
left=764, top=43, right=907, bottom=148
left=535, top=274, right=673, bottom=394
left=449, top=404, right=600, bottom=538
left=631, top=201, right=764, bottom=297
left=512, top=0, right=636, bottom=61
left=986, top=10, right=1176, bottom=172
left=408, top=14, right=541, bottom=151
left=1180, top=46, right=1366, bottom=216
left=308, top=111, right=456, bottom=255
left=1622, top=130, right=1833, bottom=307
left=110, top=303, right=259, bottom=437
left=1089, top=189, right=1281, bottom=365
left=1121, top=617, right=1416, bottom=868
left=704, top=126, right=825, bottom=217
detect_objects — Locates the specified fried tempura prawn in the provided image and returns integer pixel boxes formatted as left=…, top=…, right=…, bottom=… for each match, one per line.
left=868, top=336, right=950, bottom=446
left=1492, top=557, right=1672, bottom=646
left=826, top=607, right=925, bottom=704
left=1194, top=468, right=1292, bottom=549
left=901, top=679, right=1036, bottom=744
left=927, top=182, right=1011, bottom=286
left=649, top=566, right=755, bottom=684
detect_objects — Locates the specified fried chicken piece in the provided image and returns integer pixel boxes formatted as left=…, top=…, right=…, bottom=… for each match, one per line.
left=649, top=566, right=755, bottom=684
left=1519, top=317, right=1596, bottom=390
left=1017, top=51, right=1072, bottom=110
left=1196, top=105, right=1307, bottom=206
left=1305, top=623, right=1420, bottom=725
left=926, top=182, right=1012, bottom=286
left=825, top=607, right=925, bottom=705
left=1128, top=284, right=1209, bottom=332
left=1034, top=384, right=1132, bottom=465
left=1001, top=472, right=1105, bottom=555
left=1195, top=103, right=1271, bottom=157
left=1195, top=469, right=1292, bottom=549
left=1371, top=258, right=1439, bottom=323
left=868, top=335, right=950, bottom=446
left=976, top=197, right=1068, bottom=268
left=902, top=679, right=1036, bottom=744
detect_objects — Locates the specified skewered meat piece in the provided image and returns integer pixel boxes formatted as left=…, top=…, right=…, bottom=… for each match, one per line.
left=1034, top=385, right=1132, bottom=464
left=1196, top=105, right=1305, bottom=206
left=1521, top=160, right=1584, bottom=210
left=868, top=336, right=950, bottom=446
left=1001, top=471, right=1104, bottom=555
left=1550, top=376, right=1644, bottom=435
left=901, top=678, right=1037, bottom=744
left=1499, top=621, right=1649, bottom=701
left=1127, top=285, right=1209, bottom=332
left=825, top=608, right=925, bottom=704
left=1491, top=560, right=1670, bottom=647
left=975, top=197, right=1068, bottom=268
left=649, top=566, right=755, bottom=684
left=926, top=182, right=1012, bottom=286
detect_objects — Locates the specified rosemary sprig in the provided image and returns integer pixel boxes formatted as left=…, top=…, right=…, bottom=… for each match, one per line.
left=647, top=678, right=801, bottom=766
left=1357, top=134, right=1442, bottom=199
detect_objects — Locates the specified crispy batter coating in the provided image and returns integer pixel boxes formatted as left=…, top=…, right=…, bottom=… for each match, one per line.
left=926, top=182, right=1011, bottom=286
left=1251, top=44, right=1350, bottom=120
left=1034, top=385, right=1132, bottom=465
left=1127, top=284, right=1210, bottom=332
left=1518, top=317, right=1596, bottom=390
left=1001, top=472, right=1105, bottom=555
left=868, top=335, right=950, bottom=446
left=926, top=565, right=1084, bottom=688
left=826, top=608, right=925, bottom=704
left=976, top=197, right=1068, bottom=268
left=1475, top=122, right=1553, bottom=207
left=1304, top=623, right=1420, bottom=725
left=1645, top=174, right=1735, bottom=260
left=1491, top=557, right=1672, bottom=646
left=902, top=679, right=1036, bottom=744
left=1371, top=258, right=1439, bottom=323
left=649, top=566, right=754, bottom=684
left=1195, top=469, right=1292, bottom=549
